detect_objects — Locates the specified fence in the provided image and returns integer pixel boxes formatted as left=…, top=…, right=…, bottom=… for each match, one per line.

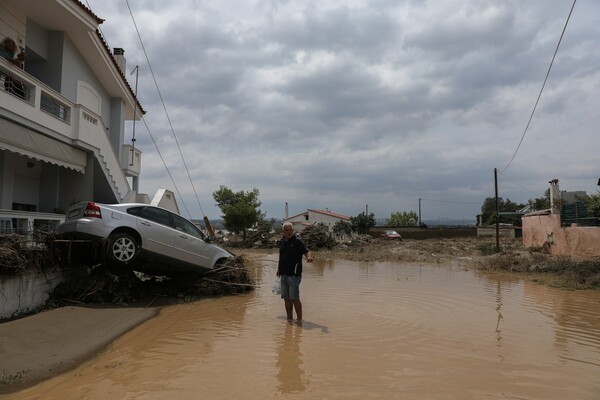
left=0, top=210, right=65, bottom=246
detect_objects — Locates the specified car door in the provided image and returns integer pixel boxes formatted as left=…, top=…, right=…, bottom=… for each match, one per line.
left=170, top=213, right=215, bottom=270
left=136, top=206, right=176, bottom=256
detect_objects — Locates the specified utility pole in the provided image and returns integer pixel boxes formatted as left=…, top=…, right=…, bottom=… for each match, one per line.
left=494, top=168, right=500, bottom=252
left=129, top=65, right=139, bottom=167
left=418, top=198, right=422, bottom=226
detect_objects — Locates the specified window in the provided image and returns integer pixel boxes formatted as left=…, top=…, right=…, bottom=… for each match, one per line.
left=139, top=207, right=171, bottom=226
left=171, top=214, right=205, bottom=240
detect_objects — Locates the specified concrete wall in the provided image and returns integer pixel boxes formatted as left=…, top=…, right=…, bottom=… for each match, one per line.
left=522, top=214, right=600, bottom=257
left=369, top=226, right=477, bottom=239
left=0, top=267, right=65, bottom=320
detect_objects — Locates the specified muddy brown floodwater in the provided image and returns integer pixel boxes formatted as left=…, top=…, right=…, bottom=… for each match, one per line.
left=6, top=251, right=600, bottom=400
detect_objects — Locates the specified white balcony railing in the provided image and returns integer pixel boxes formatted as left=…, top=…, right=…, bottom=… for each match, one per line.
left=0, top=209, right=65, bottom=246
left=0, top=58, right=134, bottom=202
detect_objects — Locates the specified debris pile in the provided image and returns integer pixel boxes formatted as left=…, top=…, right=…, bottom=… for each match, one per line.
left=0, top=234, right=52, bottom=275
left=299, top=224, right=337, bottom=250
left=48, top=255, right=254, bottom=307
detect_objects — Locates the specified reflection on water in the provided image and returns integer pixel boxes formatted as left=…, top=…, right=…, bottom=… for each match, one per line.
left=8, top=253, right=600, bottom=400
left=276, top=323, right=306, bottom=394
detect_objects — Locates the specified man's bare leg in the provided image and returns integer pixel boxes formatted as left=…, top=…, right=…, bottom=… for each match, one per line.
left=292, top=299, right=302, bottom=324
left=284, top=299, right=294, bottom=321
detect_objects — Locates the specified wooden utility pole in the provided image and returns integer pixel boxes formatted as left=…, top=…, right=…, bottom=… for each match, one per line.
left=494, top=168, right=500, bottom=252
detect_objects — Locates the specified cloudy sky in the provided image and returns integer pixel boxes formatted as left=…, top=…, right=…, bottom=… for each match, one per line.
left=86, top=0, right=599, bottom=223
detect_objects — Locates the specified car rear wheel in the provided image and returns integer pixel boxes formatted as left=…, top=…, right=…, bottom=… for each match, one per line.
left=107, top=232, right=139, bottom=265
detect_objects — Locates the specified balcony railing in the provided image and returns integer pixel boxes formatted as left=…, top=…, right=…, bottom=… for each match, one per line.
left=0, top=69, right=31, bottom=102
left=0, top=209, right=65, bottom=246
left=0, top=58, right=134, bottom=202
left=40, top=91, right=69, bottom=121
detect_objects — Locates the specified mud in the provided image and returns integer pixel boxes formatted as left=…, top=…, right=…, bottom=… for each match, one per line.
left=4, top=250, right=600, bottom=400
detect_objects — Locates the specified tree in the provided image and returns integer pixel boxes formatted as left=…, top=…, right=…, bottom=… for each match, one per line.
left=585, top=191, right=600, bottom=217
left=350, top=212, right=376, bottom=234
left=479, top=197, right=526, bottom=226
left=212, top=186, right=262, bottom=239
left=386, top=211, right=418, bottom=227
left=332, top=220, right=352, bottom=236
left=528, top=189, right=551, bottom=211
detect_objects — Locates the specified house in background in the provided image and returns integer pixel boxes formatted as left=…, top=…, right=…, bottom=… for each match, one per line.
left=0, top=0, right=145, bottom=234
left=522, top=179, right=600, bottom=257
left=284, top=207, right=351, bottom=233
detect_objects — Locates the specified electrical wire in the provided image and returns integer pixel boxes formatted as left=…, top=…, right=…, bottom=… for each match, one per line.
left=501, top=0, right=577, bottom=173
left=124, top=0, right=207, bottom=219
left=139, top=116, right=192, bottom=219
left=496, top=170, right=545, bottom=199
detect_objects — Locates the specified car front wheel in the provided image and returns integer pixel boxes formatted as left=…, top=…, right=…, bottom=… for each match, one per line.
left=107, top=232, right=139, bottom=265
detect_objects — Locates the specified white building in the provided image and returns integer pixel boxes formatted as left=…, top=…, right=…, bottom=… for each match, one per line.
left=0, top=0, right=145, bottom=233
left=284, top=208, right=351, bottom=233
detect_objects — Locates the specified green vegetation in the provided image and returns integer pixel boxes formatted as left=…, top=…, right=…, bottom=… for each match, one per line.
left=212, top=186, right=263, bottom=240
left=585, top=190, right=600, bottom=217
left=479, top=197, right=525, bottom=226
left=350, top=212, right=376, bottom=234
left=479, top=190, right=551, bottom=226
left=332, top=220, right=352, bottom=236
left=386, top=211, right=418, bottom=227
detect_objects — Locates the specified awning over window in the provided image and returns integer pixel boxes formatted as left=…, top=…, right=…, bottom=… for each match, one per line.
left=0, top=118, right=86, bottom=173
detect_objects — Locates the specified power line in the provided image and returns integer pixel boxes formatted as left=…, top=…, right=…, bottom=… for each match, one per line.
left=501, top=0, right=577, bottom=173
left=496, top=170, right=544, bottom=199
left=140, top=117, right=192, bottom=219
left=124, top=0, right=206, bottom=219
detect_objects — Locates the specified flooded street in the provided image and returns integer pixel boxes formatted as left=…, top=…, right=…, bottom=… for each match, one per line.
left=7, top=252, right=600, bottom=400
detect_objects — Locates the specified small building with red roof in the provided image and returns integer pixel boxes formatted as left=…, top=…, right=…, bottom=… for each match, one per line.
left=284, top=208, right=351, bottom=233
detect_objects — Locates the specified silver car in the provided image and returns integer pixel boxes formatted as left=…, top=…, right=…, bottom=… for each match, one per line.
left=58, top=202, right=232, bottom=275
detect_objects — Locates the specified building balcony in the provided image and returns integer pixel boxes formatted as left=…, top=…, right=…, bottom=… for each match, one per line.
left=0, top=58, right=137, bottom=202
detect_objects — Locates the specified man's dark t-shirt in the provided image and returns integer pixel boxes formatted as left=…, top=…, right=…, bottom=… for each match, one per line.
left=278, top=235, right=309, bottom=276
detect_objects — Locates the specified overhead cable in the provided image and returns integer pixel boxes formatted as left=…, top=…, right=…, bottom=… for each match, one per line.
left=501, top=0, right=577, bottom=172
left=125, top=0, right=206, bottom=218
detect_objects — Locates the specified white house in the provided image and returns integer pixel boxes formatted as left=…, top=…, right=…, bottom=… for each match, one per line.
left=284, top=209, right=351, bottom=233
left=0, top=0, right=145, bottom=234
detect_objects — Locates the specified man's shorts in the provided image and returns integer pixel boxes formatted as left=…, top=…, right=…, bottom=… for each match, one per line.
left=281, top=275, right=302, bottom=300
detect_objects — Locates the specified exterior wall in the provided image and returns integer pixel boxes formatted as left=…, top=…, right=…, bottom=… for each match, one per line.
left=0, top=267, right=65, bottom=320
left=286, top=211, right=350, bottom=232
left=0, top=3, right=25, bottom=47
left=522, top=214, right=600, bottom=257
left=477, top=226, right=516, bottom=238
left=58, top=159, right=94, bottom=210
left=38, top=163, right=60, bottom=213
left=286, top=214, right=310, bottom=232
left=370, top=226, right=477, bottom=239
left=307, top=211, right=348, bottom=232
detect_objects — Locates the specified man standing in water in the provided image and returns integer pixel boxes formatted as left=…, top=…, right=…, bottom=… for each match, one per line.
left=277, top=222, right=313, bottom=325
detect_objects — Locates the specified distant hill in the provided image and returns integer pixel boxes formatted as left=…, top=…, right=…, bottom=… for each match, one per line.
left=422, top=218, right=476, bottom=227
left=194, top=218, right=475, bottom=230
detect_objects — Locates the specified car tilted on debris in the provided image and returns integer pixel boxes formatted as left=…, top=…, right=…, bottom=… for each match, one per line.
left=58, top=202, right=233, bottom=275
